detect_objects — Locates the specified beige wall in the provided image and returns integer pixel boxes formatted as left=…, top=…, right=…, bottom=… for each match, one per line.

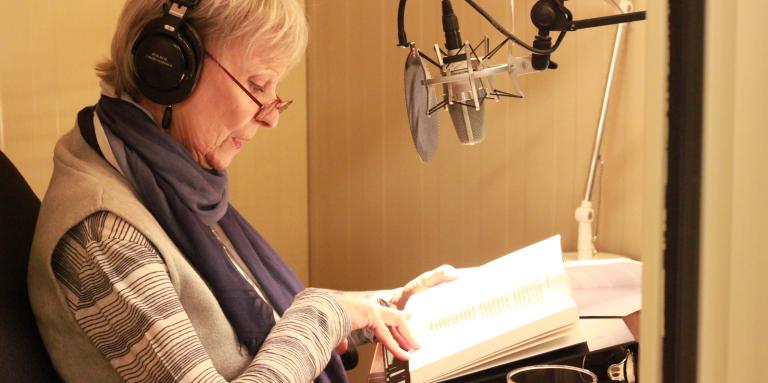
left=638, top=0, right=666, bottom=381
left=306, top=0, right=646, bottom=291
left=0, top=0, right=310, bottom=283
left=699, top=0, right=768, bottom=381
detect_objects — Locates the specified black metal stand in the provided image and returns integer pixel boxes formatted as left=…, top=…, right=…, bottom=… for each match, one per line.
left=530, top=0, right=646, bottom=70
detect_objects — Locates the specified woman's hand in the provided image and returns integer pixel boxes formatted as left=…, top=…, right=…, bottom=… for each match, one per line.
left=335, top=294, right=419, bottom=361
left=390, top=264, right=460, bottom=310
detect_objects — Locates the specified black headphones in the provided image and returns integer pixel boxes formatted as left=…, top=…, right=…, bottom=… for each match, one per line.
left=132, top=0, right=203, bottom=105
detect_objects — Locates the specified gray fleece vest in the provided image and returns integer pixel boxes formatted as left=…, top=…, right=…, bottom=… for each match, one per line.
left=28, top=129, right=251, bottom=382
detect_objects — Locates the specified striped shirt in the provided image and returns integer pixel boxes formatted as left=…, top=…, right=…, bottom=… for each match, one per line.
left=52, top=211, right=351, bottom=383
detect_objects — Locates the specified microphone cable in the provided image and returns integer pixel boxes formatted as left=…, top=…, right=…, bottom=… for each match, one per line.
left=463, top=0, right=569, bottom=56
left=464, top=0, right=573, bottom=55
left=397, top=0, right=569, bottom=56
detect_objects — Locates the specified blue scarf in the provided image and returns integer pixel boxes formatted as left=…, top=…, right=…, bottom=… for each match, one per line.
left=78, top=95, right=347, bottom=383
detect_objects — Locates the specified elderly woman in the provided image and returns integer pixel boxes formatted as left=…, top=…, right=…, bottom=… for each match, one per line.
left=27, top=1, right=455, bottom=382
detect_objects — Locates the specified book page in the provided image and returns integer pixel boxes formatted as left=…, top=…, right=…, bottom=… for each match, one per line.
left=405, top=236, right=574, bottom=348
left=423, top=275, right=543, bottom=330
left=410, top=305, right=582, bottom=383
left=438, top=322, right=585, bottom=381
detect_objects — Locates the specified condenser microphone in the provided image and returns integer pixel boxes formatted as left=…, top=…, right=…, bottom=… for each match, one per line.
left=399, top=0, right=536, bottom=161
left=397, top=0, right=645, bottom=160
left=444, top=61, right=487, bottom=145
left=441, top=0, right=486, bottom=145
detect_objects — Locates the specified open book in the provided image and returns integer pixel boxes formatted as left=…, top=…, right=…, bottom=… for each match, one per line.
left=388, top=236, right=585, bottom=383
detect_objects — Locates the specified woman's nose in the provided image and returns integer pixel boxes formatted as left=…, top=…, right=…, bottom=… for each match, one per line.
left=254, top=103, right=280, bottom=128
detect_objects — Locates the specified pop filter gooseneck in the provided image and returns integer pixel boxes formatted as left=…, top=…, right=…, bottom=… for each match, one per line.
left=397, top=0, right=409, bottom=47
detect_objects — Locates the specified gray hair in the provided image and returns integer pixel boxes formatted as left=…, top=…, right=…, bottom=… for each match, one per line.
left=96, top=0, right=308, bottom=98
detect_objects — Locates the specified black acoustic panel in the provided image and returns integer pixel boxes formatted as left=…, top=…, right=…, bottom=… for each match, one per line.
left=664, top=1, right=705, bottom=383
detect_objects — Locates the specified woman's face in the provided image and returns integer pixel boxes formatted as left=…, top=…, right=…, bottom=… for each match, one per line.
left=170, top=42, right=288, bottom=170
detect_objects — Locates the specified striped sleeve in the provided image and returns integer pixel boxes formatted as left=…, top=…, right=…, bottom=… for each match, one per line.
left=52, top=211, right=351, bottom=383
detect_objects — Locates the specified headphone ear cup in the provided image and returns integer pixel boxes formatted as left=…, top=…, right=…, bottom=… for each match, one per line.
left=132, top=14, right=203, bottom=105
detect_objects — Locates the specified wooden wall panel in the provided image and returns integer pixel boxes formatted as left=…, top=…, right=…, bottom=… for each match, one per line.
left=228, top=0, right=310, bottom=283
left=308, top=0, right=646, bottom=291
left=0, top=1, right=122, bottom=196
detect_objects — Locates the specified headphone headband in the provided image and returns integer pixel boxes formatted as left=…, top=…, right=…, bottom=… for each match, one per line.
left=173, top=0, right=200, bottom=8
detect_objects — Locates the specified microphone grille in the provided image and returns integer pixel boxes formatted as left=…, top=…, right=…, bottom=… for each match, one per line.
left=448, top=98, right=486, bottom=145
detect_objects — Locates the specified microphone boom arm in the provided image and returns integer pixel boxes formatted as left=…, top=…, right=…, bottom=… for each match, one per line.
left=570, top=11, right=646, bottom=31
left=396, top=0, right=646, bottom=59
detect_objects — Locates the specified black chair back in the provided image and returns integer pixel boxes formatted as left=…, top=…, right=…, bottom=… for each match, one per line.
left=0, top=151, right=61, bottom=381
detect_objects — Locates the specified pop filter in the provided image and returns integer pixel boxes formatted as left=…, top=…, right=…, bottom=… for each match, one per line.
left=404, top=47, right=439, bottom=162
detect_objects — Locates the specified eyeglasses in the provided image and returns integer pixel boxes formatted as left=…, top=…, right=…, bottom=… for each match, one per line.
left=204, top=51, right=292, bottom=120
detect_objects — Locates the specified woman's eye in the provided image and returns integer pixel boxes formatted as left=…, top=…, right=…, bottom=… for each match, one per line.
left=248, top=81, right=265, bottom=93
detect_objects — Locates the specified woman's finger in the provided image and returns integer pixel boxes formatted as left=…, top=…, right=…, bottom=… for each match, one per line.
left=373, top=321, right=411, bottom=361
left=420, top=264, right=459, bottom=289
left=393, top=313, right=421, bottom=349
left=402, top=265, right=459, bottom=302
left=388, top=325, right=412, bottom=351
left=380, top=307, right=421, bottom=350
left=334, top=338, right=349, bottom=354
